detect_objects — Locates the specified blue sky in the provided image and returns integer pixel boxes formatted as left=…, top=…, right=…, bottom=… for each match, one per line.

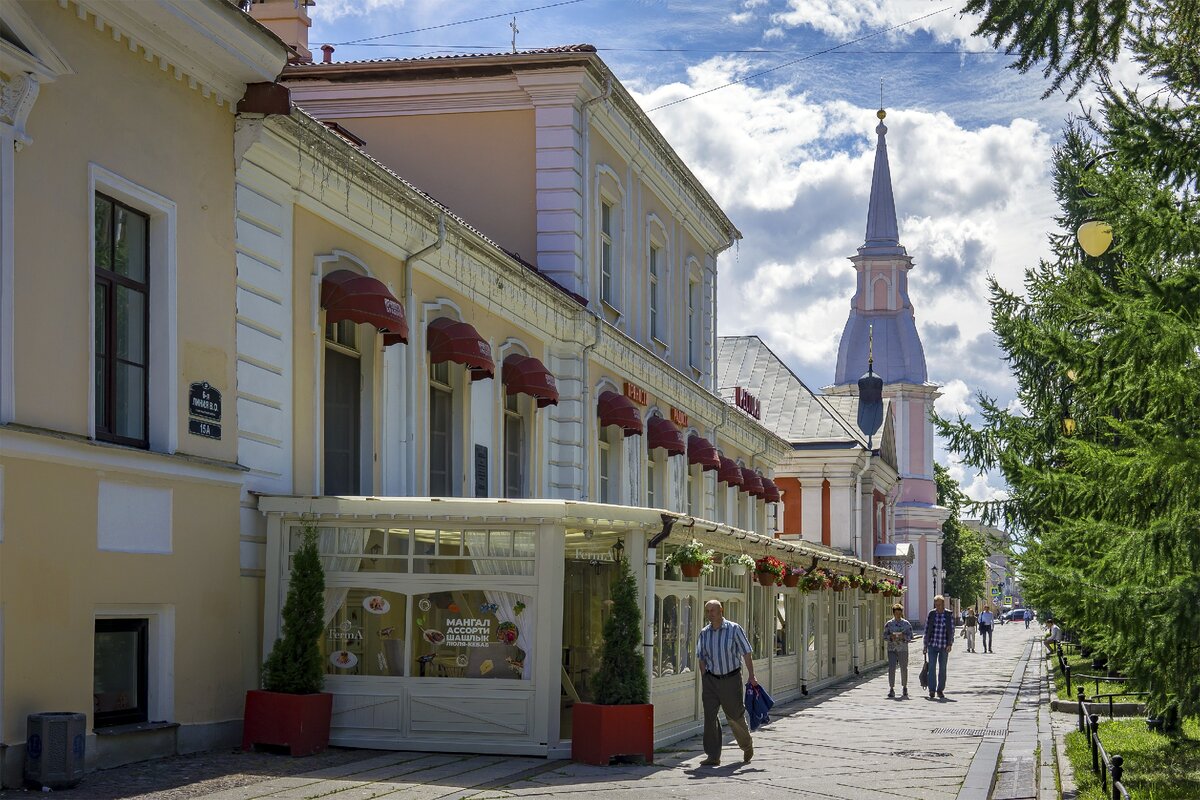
left=302, top=1, right=1152, bottom=502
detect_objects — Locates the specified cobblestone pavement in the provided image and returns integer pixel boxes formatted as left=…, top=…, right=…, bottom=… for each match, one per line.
left=2, top=623, right=1046, bottom=799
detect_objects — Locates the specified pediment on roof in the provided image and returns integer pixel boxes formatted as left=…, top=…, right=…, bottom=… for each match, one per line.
left=0, top=0, right=73, bottom=81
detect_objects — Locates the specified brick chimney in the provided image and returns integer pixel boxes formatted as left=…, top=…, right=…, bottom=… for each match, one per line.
left=248, top=0, right=314, bottom=63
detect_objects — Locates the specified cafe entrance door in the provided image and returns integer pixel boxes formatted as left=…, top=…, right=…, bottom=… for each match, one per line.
left=559, top=557, right=617, bottom=740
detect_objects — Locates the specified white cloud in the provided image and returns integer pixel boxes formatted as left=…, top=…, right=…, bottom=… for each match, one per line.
left=935, top=379, right=975, bottom=417
left=312, top=0, right=411, bottom=22
left=771, top=0, right=983, bottom=45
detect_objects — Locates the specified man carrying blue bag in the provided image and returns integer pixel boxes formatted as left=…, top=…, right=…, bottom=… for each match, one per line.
left=745, top=681, right=774, bottom=731
left=696, top=599, right=757, bottom=766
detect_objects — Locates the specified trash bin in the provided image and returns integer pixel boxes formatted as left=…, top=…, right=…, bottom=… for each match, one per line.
left=25, top=712, right=86, bottom=789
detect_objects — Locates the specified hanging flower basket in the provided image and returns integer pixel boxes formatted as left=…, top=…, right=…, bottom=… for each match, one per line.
left=831, top=575, right=851, bottom=592
left=781, top=565, right=805, bottom=588
left=664, top=539, right=714, bottom=580
left=756, top=571, right=779, bottom=587
left=753, top=555, right=785, bottom=586
left=782, top=573, right=801, bottom=588
left=723, top=553, right=755, bottom=577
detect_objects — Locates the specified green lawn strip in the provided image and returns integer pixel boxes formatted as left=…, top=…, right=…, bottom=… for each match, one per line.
left=1052, top=653, right=1138, bottom=702
left=1063, top=717, right=1200, bottom=800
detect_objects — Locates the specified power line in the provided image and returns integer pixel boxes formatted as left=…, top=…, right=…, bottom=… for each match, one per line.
left=647, top=6, right=956, bottom=112
left=332, top=43, right=1004, bottom=56
left=333, top=0, right=585, bottom=46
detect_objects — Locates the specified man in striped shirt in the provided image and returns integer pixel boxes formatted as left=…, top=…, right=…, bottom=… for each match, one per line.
left=696, top=599, right=757, bottom=766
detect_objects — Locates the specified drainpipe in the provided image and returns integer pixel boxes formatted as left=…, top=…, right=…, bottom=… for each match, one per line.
left=401, top=211, right=446, bottom=495
left=578, top=312, right=603, bottom=500
left=645, top=514, right=676, bottom=690
left=708, top=404, right=729, bottom=522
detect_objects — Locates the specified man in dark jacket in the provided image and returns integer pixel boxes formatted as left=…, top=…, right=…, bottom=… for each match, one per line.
left=923, top=595, right=956, bottom=699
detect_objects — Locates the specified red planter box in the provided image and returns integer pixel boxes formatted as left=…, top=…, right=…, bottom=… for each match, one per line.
left=242, top=690, right=332, bottom=756
left=571, top=703, right=654, bottom=765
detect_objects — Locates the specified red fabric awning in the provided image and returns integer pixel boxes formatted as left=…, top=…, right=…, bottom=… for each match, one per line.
left=321, top=269, right=408, bottom=345
left=718, top=456, right=744, bottom=487
left=740, top=468, right=764, bottom=497
left=427, top=317, right=494, bottom=380
left=687, top=435, right=721, bottom=471
left=597, top=390, right=643, bottom=437
left=761, top=475, right=781, bottom=503
left=646, top=414, right=686, bottom=455
left=502, top=354, right=558, bottom=408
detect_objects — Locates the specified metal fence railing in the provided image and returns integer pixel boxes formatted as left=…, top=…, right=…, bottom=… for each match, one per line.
left=1077, top=701, right=1132, bottom=800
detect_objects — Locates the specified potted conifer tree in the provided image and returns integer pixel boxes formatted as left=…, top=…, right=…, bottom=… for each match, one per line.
left=242, top=521, right=333, bottom=755
left=571, top=555, right=654, bottom=765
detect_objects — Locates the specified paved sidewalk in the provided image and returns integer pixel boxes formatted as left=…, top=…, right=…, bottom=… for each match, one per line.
left=4, top=624, right=1049, bottom=800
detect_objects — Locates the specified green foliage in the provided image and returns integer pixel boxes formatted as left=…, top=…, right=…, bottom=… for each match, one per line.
left=261, top=521, right=326, bottom=694
left=939, top=0, right=1200, bottom=725
left=934, top=463, right=989, bottom=605
left=591, top=556, right=649, bottom=705
left=1064, top=718, right=1200, bottom=799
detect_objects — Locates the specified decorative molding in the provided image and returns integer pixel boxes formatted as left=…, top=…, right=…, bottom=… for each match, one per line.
left=0, top=71, right=37, bottom=146
left=67, top=0, right=286, bottom=112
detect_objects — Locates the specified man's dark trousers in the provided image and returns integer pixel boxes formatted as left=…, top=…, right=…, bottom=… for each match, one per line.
left=702, top=670, right=753, bottom=760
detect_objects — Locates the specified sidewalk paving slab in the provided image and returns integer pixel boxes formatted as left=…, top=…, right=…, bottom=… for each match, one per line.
left=1, top=626, right=1050, bottom=800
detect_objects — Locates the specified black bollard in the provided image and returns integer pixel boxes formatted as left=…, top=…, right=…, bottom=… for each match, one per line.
left=1111, top=755, right=1123, bottom=800
left=1090, top=714, right=1100, bottom=776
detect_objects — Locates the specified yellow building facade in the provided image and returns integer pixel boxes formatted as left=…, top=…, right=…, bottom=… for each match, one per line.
left=0, top=0, right=284, bottom=785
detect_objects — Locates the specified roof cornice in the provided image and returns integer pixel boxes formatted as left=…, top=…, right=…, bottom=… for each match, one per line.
left=68, top=0, right=287, bottom=110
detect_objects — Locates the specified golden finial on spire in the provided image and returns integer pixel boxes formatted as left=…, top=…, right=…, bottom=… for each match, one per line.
left=868, top=323, right=874, bottom=369
left=878, top=77, right=886, bottom=119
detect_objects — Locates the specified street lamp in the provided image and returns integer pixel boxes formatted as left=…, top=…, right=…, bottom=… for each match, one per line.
left=931, top=566, right=938, bottom=596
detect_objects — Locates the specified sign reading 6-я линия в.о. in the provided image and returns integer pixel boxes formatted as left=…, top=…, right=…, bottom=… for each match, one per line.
left=188, top=381, right=222, bottom=439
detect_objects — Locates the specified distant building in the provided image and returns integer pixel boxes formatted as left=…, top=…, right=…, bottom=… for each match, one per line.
left=824, top=109, right=950, bottom=621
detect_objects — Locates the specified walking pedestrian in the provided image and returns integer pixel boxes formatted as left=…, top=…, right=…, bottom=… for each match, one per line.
left=923, top=595, right=955, bottom=699
left=696, top=599, right=757, bottom=766
left=883, top=603, right=914, bottom=698
left=978, top=605, right=995, bottom=653
left=1024, top=607, right=1033, bottom=629
left=963, top=607, right=978, bottom=653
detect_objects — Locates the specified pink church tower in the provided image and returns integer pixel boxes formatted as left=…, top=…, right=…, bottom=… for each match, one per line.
left=825, top=108, right=949, bottom=623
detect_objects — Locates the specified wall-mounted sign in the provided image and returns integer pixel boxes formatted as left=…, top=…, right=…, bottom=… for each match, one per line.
left=188, top=418, right=221, bottom=440
left=474, top=445, right=488, bottom=497
left=734, top=387, right=761, bottom=419
left=188, top=382, right=222, bottom=421
left=670, top=407, right=689, bottom=427
left=623, top=381, right=648, bottom=406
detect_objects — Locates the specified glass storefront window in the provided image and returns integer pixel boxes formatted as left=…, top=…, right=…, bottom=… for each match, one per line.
left=295, top=525, right=536, bottom=577
left=320, top=588, right=407, bottom=677
left=410, top=590, right=533, bottom=680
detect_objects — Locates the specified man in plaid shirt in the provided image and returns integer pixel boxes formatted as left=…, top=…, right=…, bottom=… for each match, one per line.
left=923, top=594, right=956, bottom=699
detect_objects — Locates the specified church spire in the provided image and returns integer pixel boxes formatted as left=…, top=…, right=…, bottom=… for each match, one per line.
left=861, top=107, right=905, bottom=256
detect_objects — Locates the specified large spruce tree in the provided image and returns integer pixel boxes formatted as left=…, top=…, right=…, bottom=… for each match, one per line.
left=938, top=0, right=1200, bottom=723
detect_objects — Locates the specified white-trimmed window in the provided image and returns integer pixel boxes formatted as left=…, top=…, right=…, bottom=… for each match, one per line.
left=687, top=278, right=699, bottom=368
left=503, top=392, right=527, bottom=498
left=600, top=201, right=615, bottom=306
left=93, top=605, right=174, bottom=729
left=686, top=465, right=698, bottom=516
left=429, top=360, right=455, bottom=496
left=648, top=245, right=660, bottom=342
left=323, top=319, right=362, bottom=495
left=89, top=166, right=178, bottom=454
left=598, top=435, right=611, bottom=503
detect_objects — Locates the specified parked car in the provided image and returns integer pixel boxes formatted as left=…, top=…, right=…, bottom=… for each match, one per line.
left=1001, top=609, right=1026, bottom=623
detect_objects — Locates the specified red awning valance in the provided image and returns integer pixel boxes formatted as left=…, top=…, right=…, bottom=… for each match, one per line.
left=718, top=456, right=744, bottom=487
left=740, top=467, right=764, bottom=497
left=646, top=414, right=686, bottom=455
left=427, top=317, right=494, bottom=380
left=761, top=476, right=781, bottom=503
left=597, top=390, right=643, bottom=437
left=321, top=269, right=408, bottom=345
left=687, top=435, right=721, bottom=471
left=502, top=354, right=558, bottom=408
